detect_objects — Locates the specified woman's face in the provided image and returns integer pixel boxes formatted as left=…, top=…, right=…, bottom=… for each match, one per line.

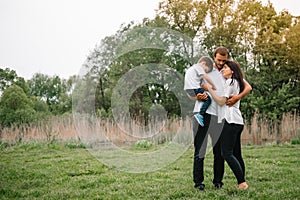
left=221, top=64, right=233, bottom=79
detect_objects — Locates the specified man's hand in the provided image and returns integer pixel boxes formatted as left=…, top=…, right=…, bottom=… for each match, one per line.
left=196, top=93, right=208, bottom=101
left=226, top=95, right=239, bottom=107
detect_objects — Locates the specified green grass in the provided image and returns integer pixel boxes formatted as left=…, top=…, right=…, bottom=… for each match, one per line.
left=0, top=142, right=299, bottom=199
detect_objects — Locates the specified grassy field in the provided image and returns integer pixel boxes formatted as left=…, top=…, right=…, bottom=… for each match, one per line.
left=0, top=142, right=299, bottom=200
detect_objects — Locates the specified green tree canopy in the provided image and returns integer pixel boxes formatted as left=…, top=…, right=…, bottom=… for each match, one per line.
left=0, top=67, right=29, bottom=95
left=28, top=73, right=75, bottom=114
left=80, top=0, right=299, bottom=123
left=0, top=85, right=35, bottom=126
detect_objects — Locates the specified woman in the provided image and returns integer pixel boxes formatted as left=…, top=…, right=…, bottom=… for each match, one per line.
left=203, top=60, right=249, bottom=189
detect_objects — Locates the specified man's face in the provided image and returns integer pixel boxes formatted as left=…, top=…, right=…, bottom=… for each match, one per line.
left=214, top=53, right=228, bottom=71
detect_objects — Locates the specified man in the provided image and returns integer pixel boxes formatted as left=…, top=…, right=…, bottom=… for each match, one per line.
left=213, top=47, right=252, bottom=106
left=191, top=46, right=252, bottom=191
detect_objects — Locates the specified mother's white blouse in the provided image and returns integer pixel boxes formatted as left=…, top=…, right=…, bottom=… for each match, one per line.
left=218, top=78, right=244, bottom=125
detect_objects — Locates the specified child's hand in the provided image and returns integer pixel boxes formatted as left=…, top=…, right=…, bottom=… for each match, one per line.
left=201, top=83, right=209, bottom=91
left=211, top=85, right=217, bottom=90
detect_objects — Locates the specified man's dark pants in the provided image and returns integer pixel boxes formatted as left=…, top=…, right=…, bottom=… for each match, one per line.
left=193, top=113, right=224, bottom=186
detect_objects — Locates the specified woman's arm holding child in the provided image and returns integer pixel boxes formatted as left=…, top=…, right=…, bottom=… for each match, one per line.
left=202, top=74, right=217, bottom=90
left=201, top=83, right=226, bottom=106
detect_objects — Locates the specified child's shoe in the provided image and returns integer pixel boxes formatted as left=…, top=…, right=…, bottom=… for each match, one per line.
left=194, top=113, right=204, bottom=126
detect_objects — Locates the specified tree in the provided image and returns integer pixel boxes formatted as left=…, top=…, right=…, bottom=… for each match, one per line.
left=158, top=0, right=207, bottom=36
left=157, top=0, right=208, bottom=61
left=82, top=0, right=299, bottom=125
left=0, top=67, right=29, bottom=95
left=246, top=7, right=299, bottom=121
left=284, top=19, right=300, bottom=105
left=83, top=17, right=198, bottom=120
left=28, top=73, right=74, bottom=114
left=0, top=85, right=36, bottom=127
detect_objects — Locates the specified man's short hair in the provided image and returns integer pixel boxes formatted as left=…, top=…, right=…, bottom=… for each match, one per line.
left=213, top=46, right=229, bottom=58
left=198, top=56, right=214, bottom=72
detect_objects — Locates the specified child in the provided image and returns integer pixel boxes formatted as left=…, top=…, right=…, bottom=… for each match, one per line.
left=184, top=56, right=216, bottom=126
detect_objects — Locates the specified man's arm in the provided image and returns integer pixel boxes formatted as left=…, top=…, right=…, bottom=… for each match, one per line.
left=226, top=79, right=252, bottom=106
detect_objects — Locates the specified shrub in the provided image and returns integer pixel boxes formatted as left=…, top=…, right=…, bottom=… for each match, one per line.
left=291, top=138, right=300, bottom=145
left=134, top=140, right=153, bottom=149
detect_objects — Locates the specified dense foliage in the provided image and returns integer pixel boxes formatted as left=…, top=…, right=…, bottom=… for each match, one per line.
left=0, top=69, right=76, bottom=127
left=81, top=0, right=299, bottom=123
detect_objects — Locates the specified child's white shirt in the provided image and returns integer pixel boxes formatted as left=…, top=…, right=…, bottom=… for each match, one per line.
left=184, top=64, right=205, bottom=90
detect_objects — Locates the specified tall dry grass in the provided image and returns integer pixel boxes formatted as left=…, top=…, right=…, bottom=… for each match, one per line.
left=241, top=112, right=299, bottom=145
left=0, top=112, right=299, bottom=146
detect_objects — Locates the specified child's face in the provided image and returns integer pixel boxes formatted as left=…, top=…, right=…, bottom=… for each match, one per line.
left=202, top=65, right=210, bottom=73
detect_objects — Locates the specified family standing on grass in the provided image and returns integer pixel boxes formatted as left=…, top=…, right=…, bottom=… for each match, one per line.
left=184, top=46, right=252, bottom=191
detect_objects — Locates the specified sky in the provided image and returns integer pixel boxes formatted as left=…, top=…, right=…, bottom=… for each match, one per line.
left=0, top=0, right=299, bottom=80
